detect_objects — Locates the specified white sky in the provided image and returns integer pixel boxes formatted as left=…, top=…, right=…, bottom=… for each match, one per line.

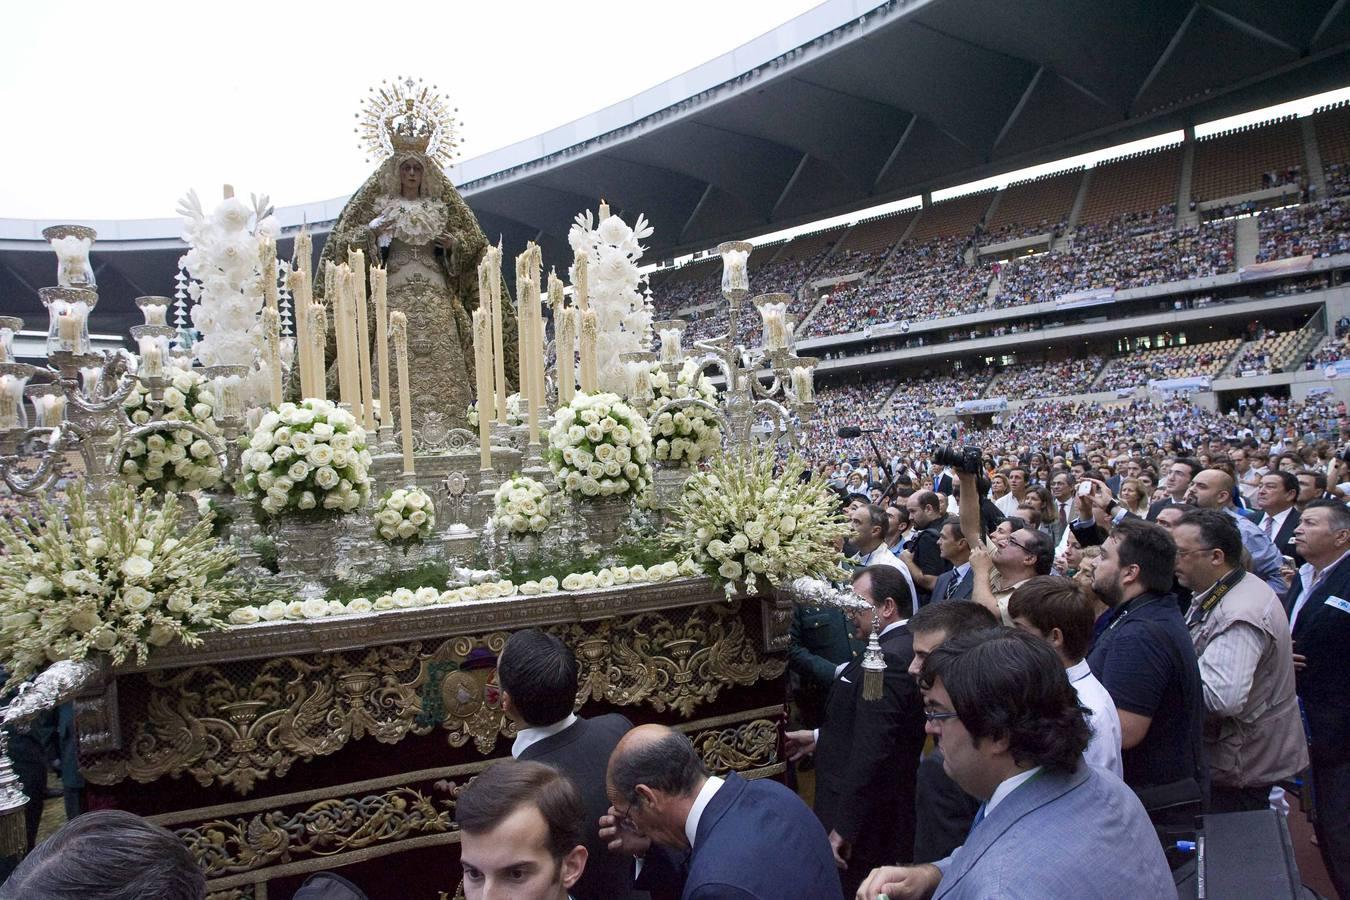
left=0, top=0, right=824, bottom=220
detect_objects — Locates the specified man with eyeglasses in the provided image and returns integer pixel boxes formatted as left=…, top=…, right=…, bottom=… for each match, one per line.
left=1147, top=457, right=1202, bottom=522
left=855, top=629, right=1172, bottom=900
left=1171, top=509, right=1306, bottom=816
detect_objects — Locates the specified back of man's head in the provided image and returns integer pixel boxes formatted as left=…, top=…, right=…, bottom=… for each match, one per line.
left=0, top=810, right=205, bottom=900
left=909, top=599, right=997, bottom=640
left=498, top=629, right=578, bottom=727
left=854, top=564, right=915, bottom=619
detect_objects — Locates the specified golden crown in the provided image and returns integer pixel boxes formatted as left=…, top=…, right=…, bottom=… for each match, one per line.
left=356, top=77, right=462, bottom=170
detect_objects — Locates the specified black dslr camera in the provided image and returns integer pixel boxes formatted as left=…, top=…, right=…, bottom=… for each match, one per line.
left=933, top=444, right=983, bottom=475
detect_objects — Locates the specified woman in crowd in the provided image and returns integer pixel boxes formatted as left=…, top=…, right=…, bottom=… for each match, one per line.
left=1117, top=477, right=1151, bottom=518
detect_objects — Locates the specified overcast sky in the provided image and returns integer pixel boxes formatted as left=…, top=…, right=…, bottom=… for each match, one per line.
left=0, top=0, right=823, bottom=220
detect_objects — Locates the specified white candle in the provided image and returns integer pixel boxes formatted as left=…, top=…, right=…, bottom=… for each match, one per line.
left=490, top=244, right=507, bottom=424
left=0, top=382, right=17, bottom=430
left=723, top=250, right=749, bottom=294
left=289, top=268, right=313, bottom=399
left=391, top=311, right=415, bottom=475
left=372, top=266, right=391, bottom=427
left=572, top=251, right=590, bottom=311
left=349, top=248, right=375, bottom=432
left=791, top=365, right=814, bottom=403
left=263, top=307, right=283, bottom=407
left=473, top=308, right=493, bottom=470
left=139, top=342, right=163, bottom=378
left=659, top=328, right=683, bottom=364
left=310, top=301, right=327, bottom=401
left=58, top=312, right=79, bottom=352
left=557, top=306, right=575, bottom=405
left=579, top=309, right=598, bottom=393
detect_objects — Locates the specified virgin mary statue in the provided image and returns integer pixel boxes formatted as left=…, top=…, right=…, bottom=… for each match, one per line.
left=315, top=82, right=516, bottom=445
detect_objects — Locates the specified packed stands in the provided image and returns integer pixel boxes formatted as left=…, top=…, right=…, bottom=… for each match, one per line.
left=1232, top=328, right=1302, bottom=375
left=810, top=208, right=918, bottom=280
left=1095, top=336, right=1242, bottom=390
left=1255, top=197, right=1350, bottom=261
left=1313, top=102, right=1350, bottom=196
left=1191, top=116, right=1306, bottom=202
left=984, top=355, right=1106, bottom=399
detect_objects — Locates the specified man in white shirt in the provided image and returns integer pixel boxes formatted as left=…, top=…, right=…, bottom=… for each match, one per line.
left=1007, top=576, right=1123, bottom=777
left=849, top=503, right=918, bottom=601
left=994, top=467, right=1029, bottom=517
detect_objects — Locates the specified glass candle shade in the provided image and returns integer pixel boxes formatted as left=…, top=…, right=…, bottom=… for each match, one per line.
left=204, top=365, right=249, bottom=421
left=0, top=364, right=36, bottom=431
left=135, top=295, right=172, bottom=326
left=42, top=225, right=97, bottom=289
left=131, top=325, right=175, bottom=380
left=790, top=358, right=817, bottom=404
left=717, top=241, right=753, bottom=296
left=26, top=383, right=65, bottom=428
left=656, top=320, right=687, bottom=365
left=40, top=287, right=98, bottom=356
left=0, top=317, right=21, bottom=364
left=754, top=294, right=792, bottom=352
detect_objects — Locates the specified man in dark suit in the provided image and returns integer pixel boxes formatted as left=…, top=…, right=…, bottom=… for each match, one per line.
left=601, top=725, right=844, bottom=900
left=928, top=517, right=973, bottom=605
left=1146, top=457, right=1201, bottom=522
left=1256, top=470, right=1302, bottom=566
left=1287, top=499, right=1350, bottom=898
left=499, top=628, right=640, bottom=900
left=903, top=491, right=951, bottom=605
left=784, top=565, right=927, bottom=896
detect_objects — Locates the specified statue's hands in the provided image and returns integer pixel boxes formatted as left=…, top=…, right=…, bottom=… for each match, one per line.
left=436, top=231, right=457, bottom=251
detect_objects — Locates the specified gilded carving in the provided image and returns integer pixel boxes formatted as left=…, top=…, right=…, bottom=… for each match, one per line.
left=181, top=786, right=452, bottom=878
left=85, top=602, right=782, bottom=794
left=688, top=718, right=779, bottom=772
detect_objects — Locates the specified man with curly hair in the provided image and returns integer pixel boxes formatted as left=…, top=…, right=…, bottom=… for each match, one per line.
left=856, top=629, right=1171, bottom=899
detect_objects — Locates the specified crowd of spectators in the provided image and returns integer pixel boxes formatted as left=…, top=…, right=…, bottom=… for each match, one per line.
left=1255, top=197, right=1350, bottom=261
left=1095, top=337, right=1241, bottom=390
left=988, top=355, right=1106, bottom=398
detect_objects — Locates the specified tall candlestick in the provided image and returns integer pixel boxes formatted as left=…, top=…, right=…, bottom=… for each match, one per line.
left=371, top=266, right=391, bottom=427
left=349, top=248, right=375, bottom=432
left=472, top=308, right=493, bottom=471
left=557, top=308, right=576, bottom=404
left=490, top=243, right=507, bottom=423
left=262, top=307, right=283, bottom=407
left=293, top=228, right=312, bottom=281
left=516, top=249, right=532, bottom=420
left=579, top=309, right=598, bottom=393
left=529, top=246, right=545, bottom=428
left=260, top=238, right=279, bottom=314
left=390, top=311, right=415, bottom=476
left=572, top=252, right=589, bottom=311
left=335, top=267, right=358, bottom=413
left=288, top=268, right=312, bottom=398
left=476, top=257, right=496, bottom=422
left=310, top=301, right=327, bottom=400
left=548, top=271, right=569, bottom=406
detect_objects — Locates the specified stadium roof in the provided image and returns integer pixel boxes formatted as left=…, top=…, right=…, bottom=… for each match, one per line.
left=5, top=0, right=1350, bottom=335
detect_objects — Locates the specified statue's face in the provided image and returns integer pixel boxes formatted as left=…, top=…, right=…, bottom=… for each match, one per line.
left=400, top=159, right=423, bottom=193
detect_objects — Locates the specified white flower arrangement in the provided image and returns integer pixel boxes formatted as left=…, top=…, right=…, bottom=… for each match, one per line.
left=120, top=368, right=224, bottom=494
left=493, top=475, right=553, bottom=535
left=0, top=483, right=238, bottom=689
left=547, top=392, right=654, bottom=500
left=663, top=448, right=849, bottom=598
left=374, top=486, right=436, bottom=545
left=466, top=393, right=524, bottom=429
left=237, top=398, right=371, bottom=517
left=568, top=208, right=655, bottom=393
left=176, top=190, right=276, bottom=371
left=223, top=558, right=702, bottom=624
left=648, top=360, right=722, bottom=468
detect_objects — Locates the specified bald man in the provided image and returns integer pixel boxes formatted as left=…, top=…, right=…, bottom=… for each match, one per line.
left=599, top=725, right=843, bottom=900
left=1185, top=468, right=1286, bottom=595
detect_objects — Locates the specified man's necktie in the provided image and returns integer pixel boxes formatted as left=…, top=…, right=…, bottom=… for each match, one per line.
left=1263, top=515, right=1275, bottom=539
left=943, top=571, right=962, bottom=602
left=966, top=803, right=987, bottom=840
left=1059, top=502, right=1069, bottom=526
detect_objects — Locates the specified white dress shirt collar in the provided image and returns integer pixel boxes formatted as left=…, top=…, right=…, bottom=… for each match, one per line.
left=985, top=765, right=1043, bottom=818
left=685, top=775, right=725, bottom=848
left=1266, top=506, right=1293, bottom=533
left=511, top=713, right=578, bottom=759
left=1066, top=658, right=1092, bottom=684
left=1292, top=549, right=1350, bottom=628
left=879, top=619, right=908, bottom=638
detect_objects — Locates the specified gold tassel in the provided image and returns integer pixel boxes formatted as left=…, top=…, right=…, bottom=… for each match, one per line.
left=861, top=611, right=886, bottom=701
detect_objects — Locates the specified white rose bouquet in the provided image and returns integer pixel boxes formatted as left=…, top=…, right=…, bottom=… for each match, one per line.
left=467, top=393, right=525, bottom=429
left=493, top=475, right=553, bottom=535
left=237, top=398, right=371, bottom=518
left=119, top=368, right=224, bottom=494
left=547, top=392, right=653, bottom=500
left=663, top=448, right=849, bottom=598
left=649, top=360, right=722, bottom=467
left=374, top=486, right=436, bottom=545
left=0, top=482, right=238, bottom=690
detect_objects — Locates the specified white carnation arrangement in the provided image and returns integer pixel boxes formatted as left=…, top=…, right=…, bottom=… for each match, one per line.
left=0, top=483, right=238, bottom=689
left=547, top=392, right=653, bottom=500
left=649, top=360, right=722, bottom=467
left=568, top=208, right=655, bottom=393
left=120, top=368, right=223, bottom=494
left=493, top=475, right=553, bottom=534
left=664, top=448, right=849, bottom=598
left=373, top=486, right=436, bottom=545
left=238, top=399, right=371, bottom=517
left=224, top=558, right=701, bottom=624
